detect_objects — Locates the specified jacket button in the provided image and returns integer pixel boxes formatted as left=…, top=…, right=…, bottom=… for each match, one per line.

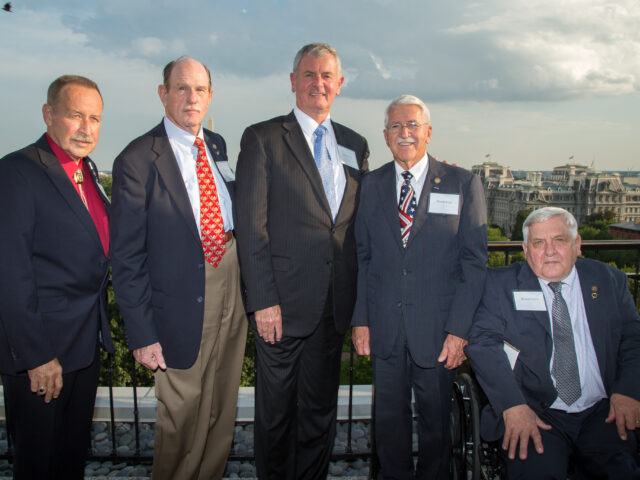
left=402, top=269, right=408, bottom=276
left=197, top=296, right=204, bottom=303
left=396, top=302, right=402, bottom=308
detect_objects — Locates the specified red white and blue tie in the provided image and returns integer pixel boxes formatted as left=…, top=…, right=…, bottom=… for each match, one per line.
left=398, top=171, right=417, bottom=247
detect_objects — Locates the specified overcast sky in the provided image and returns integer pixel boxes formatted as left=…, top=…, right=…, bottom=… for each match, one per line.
left=1, top=0, right=639, bottom=172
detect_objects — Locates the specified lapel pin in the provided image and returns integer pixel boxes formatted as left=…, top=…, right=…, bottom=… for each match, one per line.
left=434, top=177, right=441, bottom=184
left=591, top=286, right=598, bottom=299
left=212, top=144, right=218, bottom=150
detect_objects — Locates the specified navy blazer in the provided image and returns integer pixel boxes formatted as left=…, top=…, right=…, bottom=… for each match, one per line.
left=235, top=111, right=369, bottom=336
left=0, top=135, right=114, bottom=375
left=466, top=258, right=640, bottom=441
left=352, top=156, right=488, bottom=367
left=110, top=121, right=234, bottom=369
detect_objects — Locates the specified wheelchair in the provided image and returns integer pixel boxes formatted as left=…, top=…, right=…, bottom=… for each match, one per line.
left=450, top=371, right=504, bottom=480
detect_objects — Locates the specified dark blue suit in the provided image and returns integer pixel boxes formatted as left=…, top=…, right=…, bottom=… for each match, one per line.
left=0, top=134, right=113, bottom=479
left=466, top=258, right=640, bottom=478
left=352, top=156, right=487, bottom=479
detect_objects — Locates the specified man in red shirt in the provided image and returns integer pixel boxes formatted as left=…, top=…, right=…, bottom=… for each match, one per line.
left=0, top=75, right=113, bottom=479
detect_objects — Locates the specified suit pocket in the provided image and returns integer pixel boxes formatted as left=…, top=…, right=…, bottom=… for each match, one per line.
left=272, top=255, right=291, bottom=272
left=38, top=296, right=68, bottom=312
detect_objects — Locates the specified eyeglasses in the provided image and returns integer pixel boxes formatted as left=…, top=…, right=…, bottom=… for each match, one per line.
left=386, top=121, right=429, bottom=132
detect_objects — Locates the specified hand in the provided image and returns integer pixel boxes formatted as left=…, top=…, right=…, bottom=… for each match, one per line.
left=502, top=404, right=552, bottom=460
left=133, top=342, right=166, bottom=371
left=28, top=358, right=63, bottom=403
left=352, top=326, right=370, bottom=356
left=255, top=305, right=282, bottom=343
left=606, top=393, right=640, bottom=441
left=437, top=333, right=468, bottom=369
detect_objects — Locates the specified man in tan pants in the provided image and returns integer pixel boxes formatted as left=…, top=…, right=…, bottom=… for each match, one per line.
left=110, top=56, right=247, bottom=480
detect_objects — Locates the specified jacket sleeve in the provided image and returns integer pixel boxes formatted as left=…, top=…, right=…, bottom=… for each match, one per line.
left=0, top=156, right=56, bottom=371
left=234, top=126, right=280, bottom=313
left=110, top=149, right=159, bottom=351
left=444, top=173, right=488, bottom=338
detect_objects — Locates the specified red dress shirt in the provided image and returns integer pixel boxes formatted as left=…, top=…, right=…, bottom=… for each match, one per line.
left=46, top=134, right=109, bottom=256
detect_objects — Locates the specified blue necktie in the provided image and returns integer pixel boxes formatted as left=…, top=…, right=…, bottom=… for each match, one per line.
left=314, top=125, right=338, bottom=218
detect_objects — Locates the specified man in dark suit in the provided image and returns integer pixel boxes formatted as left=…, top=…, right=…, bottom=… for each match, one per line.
left=0, top=75, right=113, bottom=479
left=351, top=94, right=488, bottom=479
left=110, top=57, right=247, bottom=480
left=234, top=43, right=369, bottom=480
left=466, top=207, right=640, bottom=479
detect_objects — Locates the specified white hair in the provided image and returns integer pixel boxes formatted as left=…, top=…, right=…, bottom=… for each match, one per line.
left=384, top=94, right=431, bottom=127
left=522, top=207, right=578, bottom=244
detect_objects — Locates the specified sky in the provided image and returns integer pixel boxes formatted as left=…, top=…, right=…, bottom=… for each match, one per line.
left=1, top=0, right=639, bottom=172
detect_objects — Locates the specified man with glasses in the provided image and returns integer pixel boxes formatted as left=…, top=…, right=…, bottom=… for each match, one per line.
left=352, top=94, right=487, bottom=479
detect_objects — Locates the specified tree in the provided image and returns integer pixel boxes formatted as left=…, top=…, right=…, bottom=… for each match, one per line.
left=510, top=209, right=532, bottom=241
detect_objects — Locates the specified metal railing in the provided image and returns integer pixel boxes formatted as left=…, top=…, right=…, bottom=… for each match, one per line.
left=2, top=240, right=640, bottom=468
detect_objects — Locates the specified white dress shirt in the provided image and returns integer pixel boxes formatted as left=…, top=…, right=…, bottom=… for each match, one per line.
left=163, top=117, right=233, bottom=233
left=293, top=107, right=346, bottom=215
left=538, top=266, right=607, bottom=412
left=394, top=154, right=429, bottom=205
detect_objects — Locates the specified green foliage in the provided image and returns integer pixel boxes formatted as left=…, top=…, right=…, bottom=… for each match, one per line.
left=99, top=285, right=155, bottom=387
left=584, top=209, right=617, bottom=224
left=488, top=226, right=509, bottom=267
left=98, top=175, right=112, bottom=199
left=510, top=209, right=532, bottom=241
left=340, top=353, right=372, bottom=384
left=241, top=328, right=256, bottom=387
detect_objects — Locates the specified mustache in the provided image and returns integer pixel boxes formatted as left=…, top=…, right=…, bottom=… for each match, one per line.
left=70, top=134, right=94, bottom=144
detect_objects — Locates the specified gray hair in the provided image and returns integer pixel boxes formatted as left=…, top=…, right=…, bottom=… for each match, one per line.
left=292, top=43, right=342, bottom=77
left=384, top=94, right=431, bottom=128
left=522, top=207, right=578, bottom=244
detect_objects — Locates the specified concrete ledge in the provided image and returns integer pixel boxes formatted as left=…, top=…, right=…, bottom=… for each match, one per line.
left=1, top=385, right=373, bottom=423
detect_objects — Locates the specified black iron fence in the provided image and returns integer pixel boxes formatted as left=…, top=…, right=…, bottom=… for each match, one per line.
left=2, top=240, right=640, bottom=467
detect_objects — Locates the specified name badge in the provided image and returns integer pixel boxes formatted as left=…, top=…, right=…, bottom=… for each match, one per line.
left=338, top=145, right=358, bottom=169
left=512, top=291, right=547, bottom=311
left=215, top=161, right=235, bottom=182
left=503, top=341, right=520, bottom=370
left=428, top=193, right=459, bottom=215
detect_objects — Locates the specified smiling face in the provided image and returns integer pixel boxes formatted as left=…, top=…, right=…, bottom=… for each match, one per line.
left=158, top=58, right=213, bottom=135
left=523, top=214, right=582, bottom=282
left=42, top=84, right=103, bottom=162
left=290, top=53, right=344, bottom=124
left=384, top=104, right=432, bottom=171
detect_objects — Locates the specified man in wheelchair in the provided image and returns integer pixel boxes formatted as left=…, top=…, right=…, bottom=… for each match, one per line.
left=466, top=207, right=640, bottom=479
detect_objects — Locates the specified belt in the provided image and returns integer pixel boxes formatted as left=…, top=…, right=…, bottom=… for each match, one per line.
left=223, top=231, right=233, bottom=242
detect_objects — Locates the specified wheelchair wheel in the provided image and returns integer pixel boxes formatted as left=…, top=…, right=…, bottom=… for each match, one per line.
left=450, top=381, right=467, bottom=480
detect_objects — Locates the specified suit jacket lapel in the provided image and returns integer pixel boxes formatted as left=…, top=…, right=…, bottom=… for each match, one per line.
left=375, top=162, right=404, bottom=250
left=35, top=136, right=104, bottom=251
left=407, top=155, right=439, bottom=246
left=576, top=260, right=608, bottom=381
left=282, top=112, right=333, bottom=221
left=333, top=122, right=360, bottom=225
left=150, top=124, right=200, bottom=243
left=517, top=262, right=554, bottom=360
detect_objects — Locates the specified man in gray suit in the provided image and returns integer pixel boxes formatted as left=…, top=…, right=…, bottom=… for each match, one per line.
left=235, top=43, right=369, bottom=480
left=352, top=94, right=487, bottom=479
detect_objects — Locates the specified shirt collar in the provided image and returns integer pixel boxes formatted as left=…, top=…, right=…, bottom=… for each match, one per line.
left=163, top=116, right=204, bottom=147
left=394, top=154, right=429, bottom=183
left=539, top=265, right=578, bottom=290
left=293, top=106, right=332, bottom=138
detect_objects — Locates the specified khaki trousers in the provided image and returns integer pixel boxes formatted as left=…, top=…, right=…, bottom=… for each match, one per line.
left=152, top=237, right=248, bottom=480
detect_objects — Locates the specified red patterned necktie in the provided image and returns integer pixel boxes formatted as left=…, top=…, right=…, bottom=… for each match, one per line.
left=194, top=137, right=226, bottom=267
